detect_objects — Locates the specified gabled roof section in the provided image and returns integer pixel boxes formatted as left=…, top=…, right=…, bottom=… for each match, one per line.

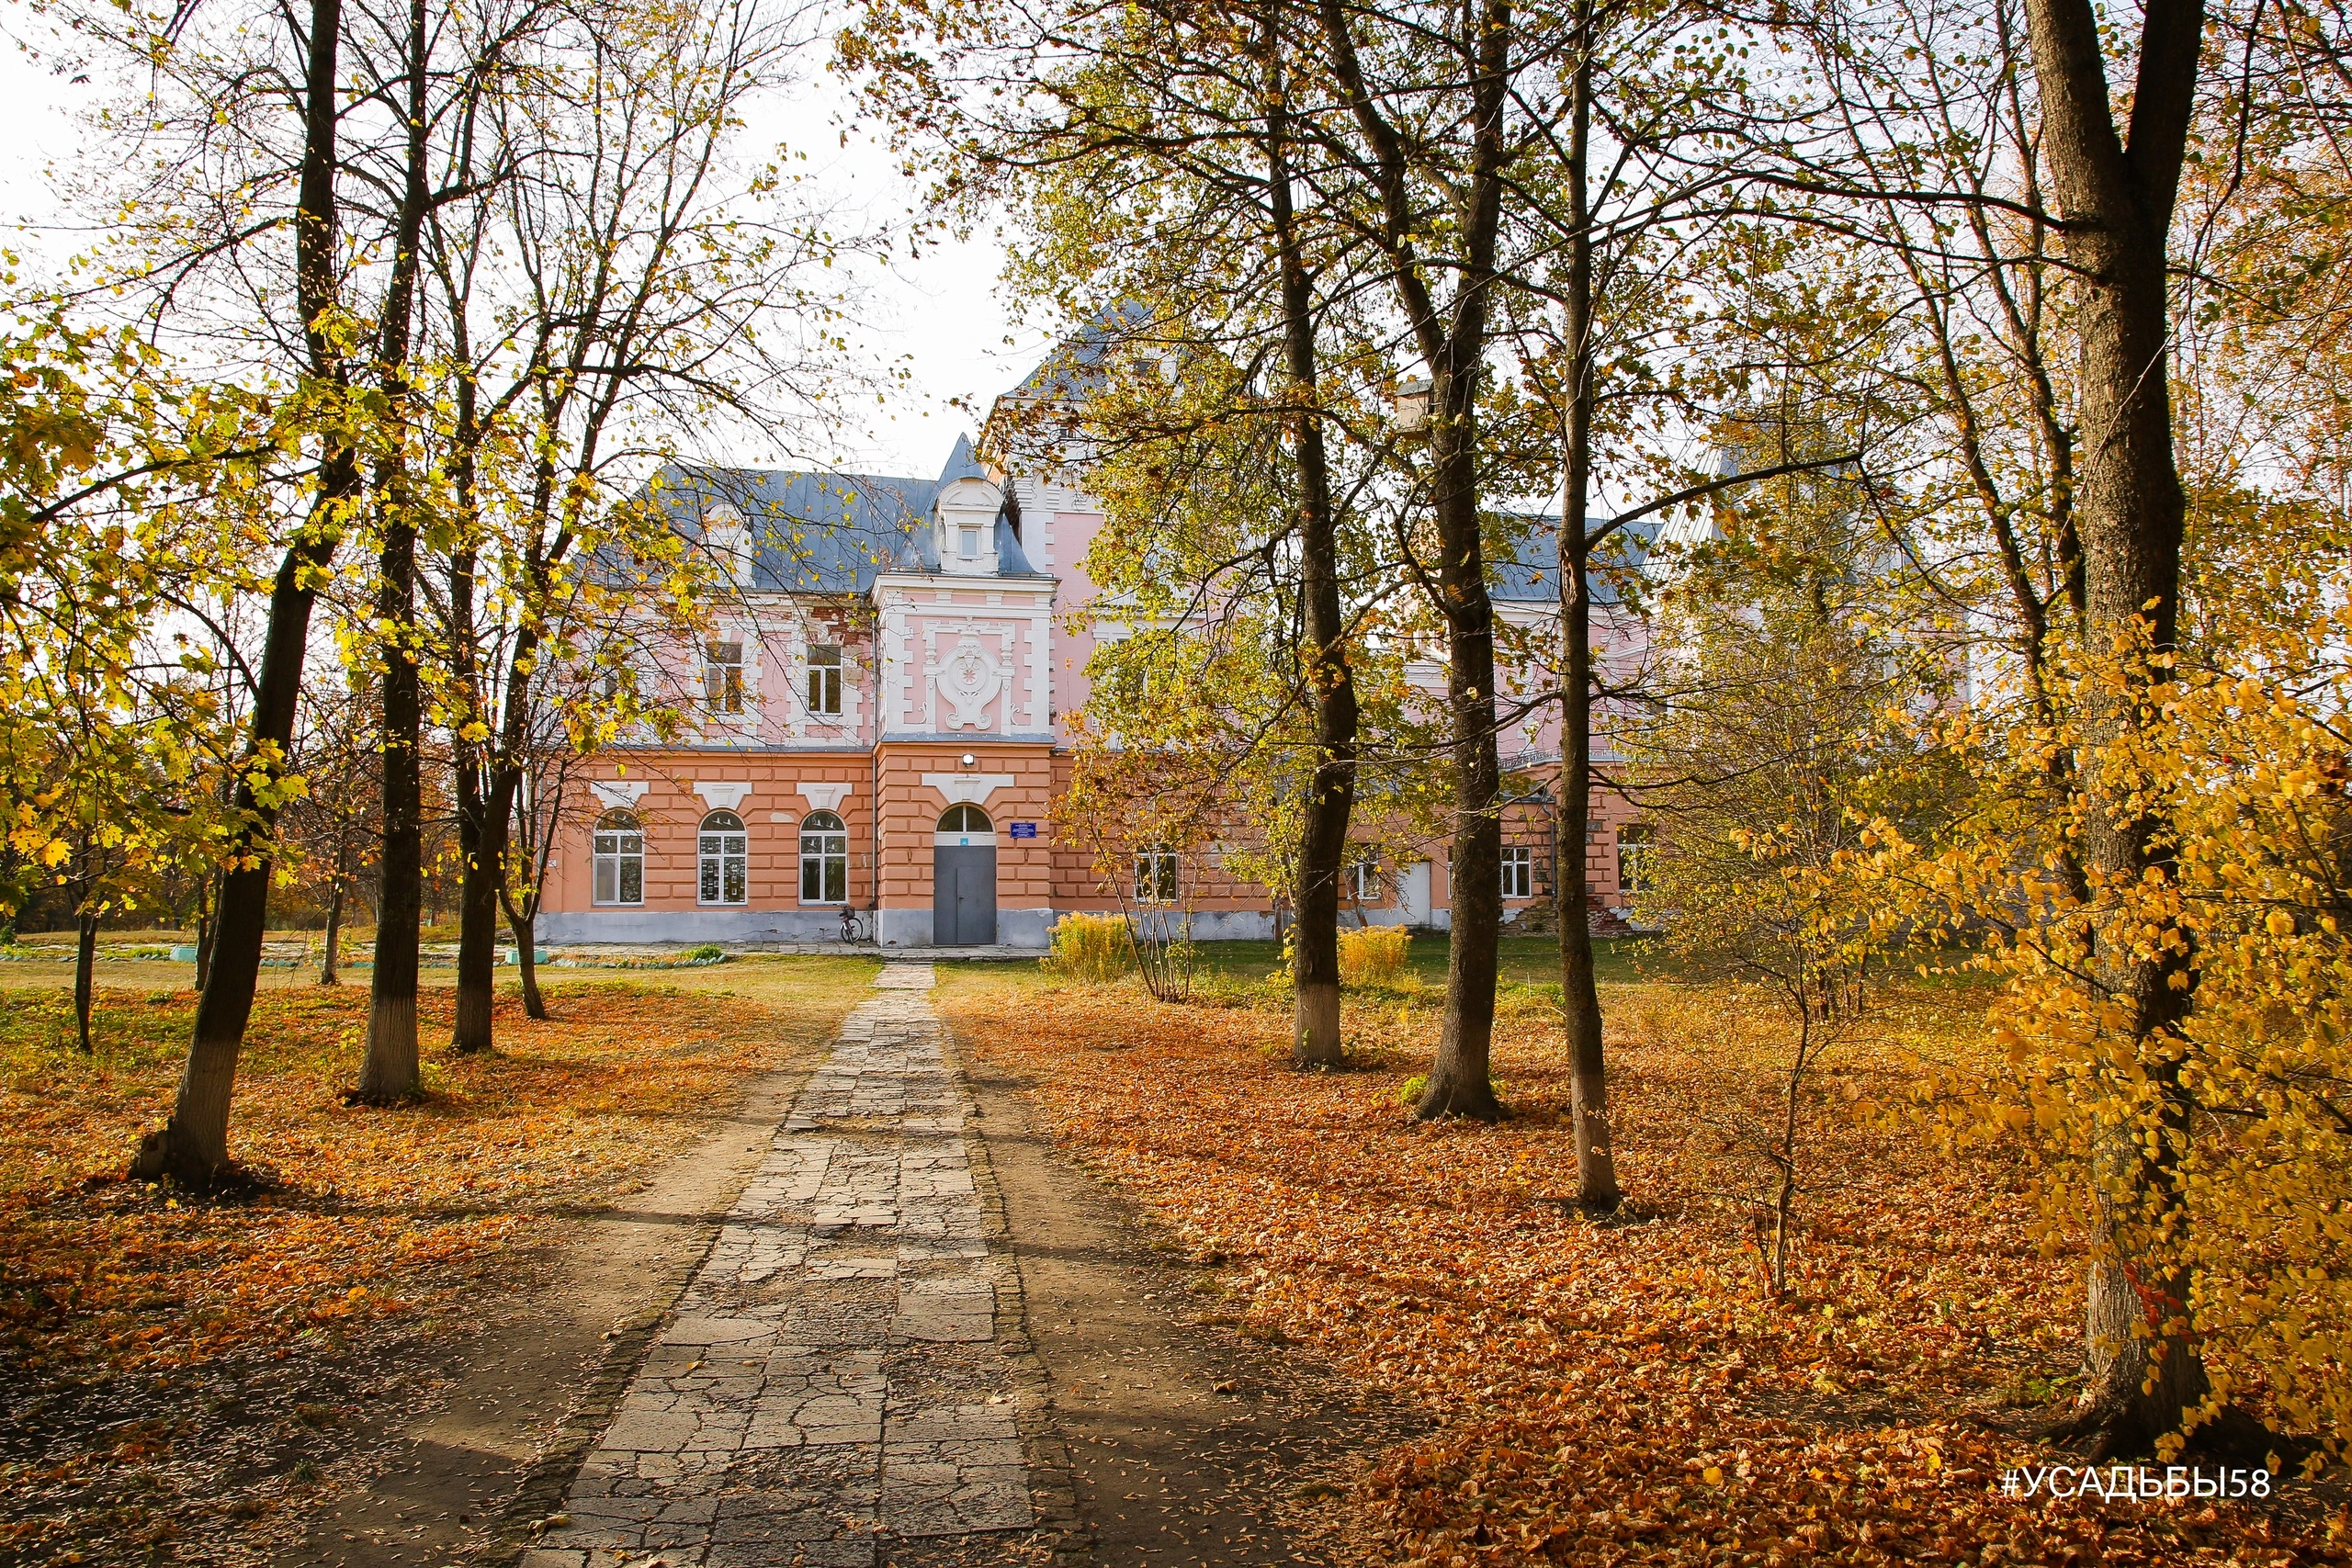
left=1489, top=514, right=1660, bottom=607
left=651, top=463, right=935, bottom=592
left=1001, top=300, right=1153, bottom=403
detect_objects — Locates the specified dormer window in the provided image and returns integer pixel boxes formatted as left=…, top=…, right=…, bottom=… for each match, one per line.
left=704, top=504, right=752, bottom=587
left=959, top=525, right=979, bottom=558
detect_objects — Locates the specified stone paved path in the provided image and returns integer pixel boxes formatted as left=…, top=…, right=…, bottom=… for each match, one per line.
left=525, top=963, right=1033, bottom=1567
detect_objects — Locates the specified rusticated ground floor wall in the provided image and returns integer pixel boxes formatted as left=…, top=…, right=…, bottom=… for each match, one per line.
left=537, top=748, right=1645, bottom=949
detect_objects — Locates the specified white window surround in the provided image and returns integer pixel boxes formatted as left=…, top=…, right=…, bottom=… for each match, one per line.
left=695, top=781, right=753, bottom=812
left=593, top=811, right=644, bottom=907
left=922, top=773, right=1015, bottom=807
left=798, top=782, right=852, bottom=812
left=590, top=779, right=650, bottom=810
left=698, top=809, right=749, bottom=906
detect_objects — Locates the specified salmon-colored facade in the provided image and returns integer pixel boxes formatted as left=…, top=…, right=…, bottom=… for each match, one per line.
left=539, top=358, right=1650, bottom=949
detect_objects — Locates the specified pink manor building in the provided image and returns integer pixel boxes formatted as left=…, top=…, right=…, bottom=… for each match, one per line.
left=537, top=353, right=1651, bottom=949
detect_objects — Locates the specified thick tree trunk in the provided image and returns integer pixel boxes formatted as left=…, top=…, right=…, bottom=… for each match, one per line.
left=2021, top=0, right=2207, bottom=1454
left=356, top=513, right=424, bottom=1101
left=74, top=910, right=97, bottom=1055
left=1264, top=24, right=1358, bottom=1070
left=1416, top=374, right=1505, bottom=1122
left=353, top=0, right=432, bottom=1105
left=1554, top=28, right=1620, bottom=1209
left=450, top=765, right=499, bottom=1053
left=130, top=0, right=350, bottom=1186
left=131, top=525, right=345, bottom=1179
left=453, top=767, right=519, bottom=1050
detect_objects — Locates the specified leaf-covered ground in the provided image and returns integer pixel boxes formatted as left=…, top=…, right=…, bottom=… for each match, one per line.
left=0, top=962, right=874, bottom=1566
left=936, top=965, right=2351, bottom=1567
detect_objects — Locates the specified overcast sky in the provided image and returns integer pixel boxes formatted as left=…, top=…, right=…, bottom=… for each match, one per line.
left=0, top=23, right=1034, bottom=480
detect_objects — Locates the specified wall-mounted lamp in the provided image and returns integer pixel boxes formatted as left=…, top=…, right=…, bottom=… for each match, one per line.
left=960, top=752, right=977, bottom=768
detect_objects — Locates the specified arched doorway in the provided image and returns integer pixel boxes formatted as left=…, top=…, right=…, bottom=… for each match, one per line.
left=933, top=804, right=997, bottom=945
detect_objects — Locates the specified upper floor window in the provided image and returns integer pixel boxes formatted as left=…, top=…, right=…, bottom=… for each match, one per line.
left=704, top=640, right=745, bottom=716
left=800, top=809, right=848, bottom=903
left=593, top=810, right=643, bottom=906
left=1617, top=825, right=1654, bottom=896
left=699, top=810, right=748, bottom=905
left=1501, top=844, right=1533, bottom=899
left=1136, top=843, right=1179, bottom=904
left=808, top=644, right=842, bottom=716
left=1347, top=860, right=1380, bottom=902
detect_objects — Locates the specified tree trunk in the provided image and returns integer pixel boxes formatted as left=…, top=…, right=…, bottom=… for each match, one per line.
left=1554, top=20, right=1621, bottom=1209
left=2021, top=0, right=2209, bottom=1455
left=509, top=903, right=546, bottom=1020
left=450, top=761, right=500, bottom=1053
left=1415, top=367, right=1505, bottom=1122
left=1264, top=18, right=1358, bottom=1070
left=356, top=513, right=424, bottom=1101
left=1308, top=0, right=1513, bottom=1120
left=130, top=0, right=352, bottom=1186
left=74, top=910, right=97, bottom=1055
left=353, top=0, right=433, bottom=1106
left=319, top=840, right=345, bottom=986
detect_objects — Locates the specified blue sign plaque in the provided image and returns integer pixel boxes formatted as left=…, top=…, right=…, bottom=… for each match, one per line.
left=1008, top=821, right=1039, bottom=840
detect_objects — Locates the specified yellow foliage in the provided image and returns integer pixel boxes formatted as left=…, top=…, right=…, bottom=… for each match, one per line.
left=1868, top=606, right=2352, bottom=1453
left=1338, top=924, right=1410, bottom=987
left=1042, top=912, right=1135, bottom=984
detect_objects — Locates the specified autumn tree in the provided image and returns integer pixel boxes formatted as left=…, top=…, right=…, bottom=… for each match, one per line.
left=428, top=0, right=867, bottom=1055
left=842, top=0, right=1389, bottom=1066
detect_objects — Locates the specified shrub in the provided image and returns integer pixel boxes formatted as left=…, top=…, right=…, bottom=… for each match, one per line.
left=1339, top=925, right=1410, bottom=987
left=683, top=943, right=726, bottom=963
left=1043, top=913, right=1135, bottom=984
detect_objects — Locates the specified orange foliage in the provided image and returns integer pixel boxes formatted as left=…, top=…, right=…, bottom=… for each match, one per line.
left=943, top=978, right=2349, bottom=1566
left=0, top=979, right=829, bottom=1559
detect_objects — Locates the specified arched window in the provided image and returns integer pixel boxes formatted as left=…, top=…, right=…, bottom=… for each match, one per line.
left=593, top=810, right=643, bottom=906
left=698, top=810, right=748, bottom=905
left=1135, top=843, right=1179, bottom=904
left=800, top=810, right=848, bottom=904
left=938, top=804, right=992, bottom=838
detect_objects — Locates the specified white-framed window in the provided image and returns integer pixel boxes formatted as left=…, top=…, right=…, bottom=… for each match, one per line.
left=1501, top=844, right=1533, bottom=899
left=1135, top=843, right=1179, bottom=904
left=704, top=640, right=745, bottom=716
left=807, top=644, right=842, bottom=716
left=939, top=804, right=993, bottom=839
left=800, top=810, right=848, bottom=903
left=1347, top=860, right=1380, bottom=901
left=593, top=810, right=643, bottom=906
left=1618, top=824, right=1654, bottom=896
left=698, top=809, right=748, bottom=905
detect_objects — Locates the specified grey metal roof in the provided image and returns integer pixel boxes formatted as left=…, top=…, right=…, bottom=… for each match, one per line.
left=1489, top=514, right=1659, bottom=606
left=652, top=463, right=934, bottom=592
left=649, top=439, right=1045, bottom=591
left=1001, top=301, right=1153, bottom=402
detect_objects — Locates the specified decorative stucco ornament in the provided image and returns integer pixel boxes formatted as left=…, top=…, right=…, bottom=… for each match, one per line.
left=938, top=632, right=1002, bottom=728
